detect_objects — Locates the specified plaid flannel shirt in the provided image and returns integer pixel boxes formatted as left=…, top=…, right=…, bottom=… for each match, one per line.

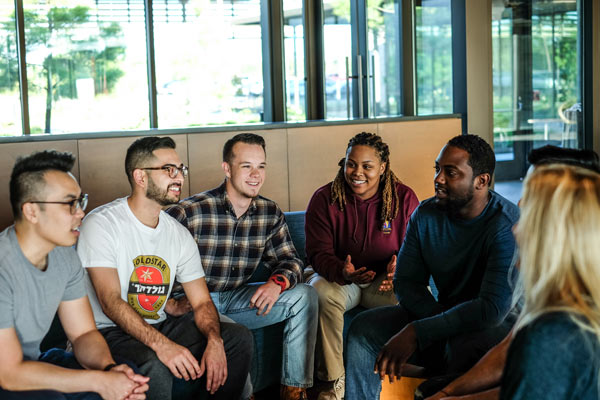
left=166, top=182, right=303, bottom=292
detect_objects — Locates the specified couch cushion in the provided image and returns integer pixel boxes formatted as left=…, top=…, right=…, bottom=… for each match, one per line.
left=284, top=211, right=306, bottom=261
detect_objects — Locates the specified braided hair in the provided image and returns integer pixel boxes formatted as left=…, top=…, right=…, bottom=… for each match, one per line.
left=331, top=132, right=401, bottom=223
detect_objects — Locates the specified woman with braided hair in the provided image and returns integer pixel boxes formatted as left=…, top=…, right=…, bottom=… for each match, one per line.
left=304, top=132, right=419, bottom=400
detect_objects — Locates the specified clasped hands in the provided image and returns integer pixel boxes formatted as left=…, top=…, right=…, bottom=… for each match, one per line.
left=101, top=364, right=149, bottom=400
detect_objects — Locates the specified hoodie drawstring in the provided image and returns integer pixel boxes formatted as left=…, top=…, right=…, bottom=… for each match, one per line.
left=352, top=195, right=358, bottom=244
left=362, top=202, right=371, bottom=252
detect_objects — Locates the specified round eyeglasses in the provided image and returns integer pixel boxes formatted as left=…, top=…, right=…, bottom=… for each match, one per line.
left=29, top=193, right=89, bottom=215
left=139, top=164, right=189, bottom=179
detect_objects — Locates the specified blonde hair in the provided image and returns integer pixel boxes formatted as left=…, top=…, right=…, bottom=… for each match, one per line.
left=515, top=164, right=600, bottom=343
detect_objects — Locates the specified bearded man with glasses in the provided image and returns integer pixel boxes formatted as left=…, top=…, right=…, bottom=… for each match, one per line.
left=77, top=136, right=253, bottom=400
left=0, top=150, right=149, bottom=399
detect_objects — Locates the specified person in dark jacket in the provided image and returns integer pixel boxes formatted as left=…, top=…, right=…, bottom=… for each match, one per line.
left=424, top=145, right=600, bottom=400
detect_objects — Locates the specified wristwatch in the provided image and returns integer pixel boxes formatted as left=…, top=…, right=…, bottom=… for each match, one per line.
left=103, top=363, right=118, bottom=371
left=268, top=274, right=287, bottom=293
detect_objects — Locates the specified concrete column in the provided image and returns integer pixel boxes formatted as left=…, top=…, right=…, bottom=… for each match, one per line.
left=465, top=0, right=494, bottom=147
left=593, top=0, right=600, bottom=155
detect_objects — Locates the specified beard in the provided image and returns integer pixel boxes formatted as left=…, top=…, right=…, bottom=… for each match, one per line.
left=434, top=184, right=475, bottom=215
left=146, top=176, right=180, bottom=206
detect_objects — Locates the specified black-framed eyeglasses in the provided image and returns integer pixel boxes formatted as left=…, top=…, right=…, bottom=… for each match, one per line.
left=139, top=164, right=189, bottom=179
left=29, top=193, right=88, bottom=215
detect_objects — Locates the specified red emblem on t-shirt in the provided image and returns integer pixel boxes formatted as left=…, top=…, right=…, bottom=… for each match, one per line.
left=135, top=266, right=163, bottom=311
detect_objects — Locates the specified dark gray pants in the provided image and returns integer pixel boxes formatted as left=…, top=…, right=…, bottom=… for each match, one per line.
left=345, top=305, right=516, bottom=400
left=101, top=313, right=253, bottom=400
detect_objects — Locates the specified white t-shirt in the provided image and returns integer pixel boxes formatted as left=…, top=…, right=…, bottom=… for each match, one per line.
left=77, top=197, right=205, bottom=329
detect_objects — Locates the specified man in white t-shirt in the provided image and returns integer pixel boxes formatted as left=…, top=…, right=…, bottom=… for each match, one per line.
left=77, top=137, right=253, bottom=400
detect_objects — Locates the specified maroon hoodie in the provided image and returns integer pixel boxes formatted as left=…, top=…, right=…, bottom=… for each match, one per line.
left=305, top=181, right=419, bottom=285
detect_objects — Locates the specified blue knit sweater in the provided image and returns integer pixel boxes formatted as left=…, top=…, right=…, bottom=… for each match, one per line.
left=393, top=190, right=520, bottom=349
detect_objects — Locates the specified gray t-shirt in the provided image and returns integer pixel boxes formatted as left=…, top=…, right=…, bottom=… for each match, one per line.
left=0, top=226, right=86, bottom=360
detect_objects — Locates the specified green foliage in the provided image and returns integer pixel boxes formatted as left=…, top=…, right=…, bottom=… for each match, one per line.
left=330, top=0, right=350, bottom=21
left=0, top=5, right=125, bottom=132
left=415, top=5, right=453, bottom=114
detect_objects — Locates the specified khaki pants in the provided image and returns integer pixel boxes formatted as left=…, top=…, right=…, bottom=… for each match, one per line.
left=305, top=267, right=398, bottom=381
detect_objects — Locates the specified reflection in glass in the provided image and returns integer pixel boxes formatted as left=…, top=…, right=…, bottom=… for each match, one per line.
left=24, top=0, right=149, bottom=134
left=492, top=0, right=580, bottom=187
left=323, top=0, right=352, bottom=120
left=415, top=0, right=453, bottom=115
left=283, top=0, right=306, bottom=121
left=154, top=0, right=263, bottom=128
left=0, top=3, right=21, bottom=136
left=366, top=0, right=401, bottom=117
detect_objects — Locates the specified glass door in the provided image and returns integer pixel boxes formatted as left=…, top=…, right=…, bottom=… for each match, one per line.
left=415, top=0, right=453, bottom=115
left=283, top=0, right=306, bottom=121
left=492, top=0, right=581, bottom=194
left=323, top=0, right=403, bottom=120
left=366, top=0, right=402, bottom=118
left=323, top=0, right=354, bottom=119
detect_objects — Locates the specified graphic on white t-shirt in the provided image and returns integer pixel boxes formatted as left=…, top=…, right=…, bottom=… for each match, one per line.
left=127, top=255, right=171, bottom=319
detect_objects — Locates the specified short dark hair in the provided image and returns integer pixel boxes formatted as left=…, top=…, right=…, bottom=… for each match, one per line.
left=528, top=145, right=600, bottom=173
left=222, top=133, right=266, bottom=164
left=125, top=136, right=176, bottom=185
left=447, top=134, right=496, bottom=185
left=10, top=150, right=76, bottom=220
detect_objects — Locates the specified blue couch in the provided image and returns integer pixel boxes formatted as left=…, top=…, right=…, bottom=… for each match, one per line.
left=245, top=211, right=304, bottom=391
left=38, top=211, right=312, bottom=392
left=41, top=210, right=437, bottom=394
left=247, top=210, right=439, bottom=392
left=246, top=211, right=374, bottom=391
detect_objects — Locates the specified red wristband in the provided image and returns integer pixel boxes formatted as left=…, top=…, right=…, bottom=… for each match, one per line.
left=268, top=275, right=287, bottom=293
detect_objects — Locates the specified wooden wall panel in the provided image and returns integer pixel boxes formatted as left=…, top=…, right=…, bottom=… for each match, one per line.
left=287, top=123, right=376, bottom=211
left=0, top=140, right=79, bottom=229
left=77, top=135, right=189, bottom=212
left=0, top=117, right=461, bottom=229
left=377, top=118, right=462, bottom=201
left=187, top=129, right=290, bottom=210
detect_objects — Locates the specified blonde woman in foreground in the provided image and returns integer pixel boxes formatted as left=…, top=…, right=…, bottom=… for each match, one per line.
left=500, top=165, right=600, bottom=400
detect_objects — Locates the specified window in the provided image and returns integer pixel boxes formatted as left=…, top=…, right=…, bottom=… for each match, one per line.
left=366, top=0, right=401, bottom=117
left=415, top=0, right=453, bottom=115
left=23, top=0, right=149, bottom=134
left=0, top=3, right=21, bottom=136
left=153, top=0, right=264, bottom=128
left=1, top=0, right=463, bottom=137
left=323, top=0, right=403, bottom=120
left=492, top=0, right=581, bottom=189
left=323, top=0, right=353, bottom=120
left=283, top=0, right=306, bottom=121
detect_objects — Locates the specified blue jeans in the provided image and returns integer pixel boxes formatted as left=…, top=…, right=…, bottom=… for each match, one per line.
left=210, top=282, right=318, bottom=388
left=0, top=349, right=110, bottom=400
left=344, top=306, right=514, bottom=400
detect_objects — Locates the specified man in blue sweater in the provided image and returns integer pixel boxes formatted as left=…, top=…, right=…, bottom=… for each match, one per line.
left=344, top=134, right=520, bottom=400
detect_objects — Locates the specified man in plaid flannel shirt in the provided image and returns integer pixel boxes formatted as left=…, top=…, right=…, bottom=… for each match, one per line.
left=166, top=133, right=317, bottom=400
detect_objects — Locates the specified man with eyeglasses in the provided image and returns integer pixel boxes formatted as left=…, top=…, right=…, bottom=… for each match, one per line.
left=77, top=137, right=253, bottom=400
left=166, top=133, right=318, bottom=400
left=0, top=150, right=149, bottom=399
